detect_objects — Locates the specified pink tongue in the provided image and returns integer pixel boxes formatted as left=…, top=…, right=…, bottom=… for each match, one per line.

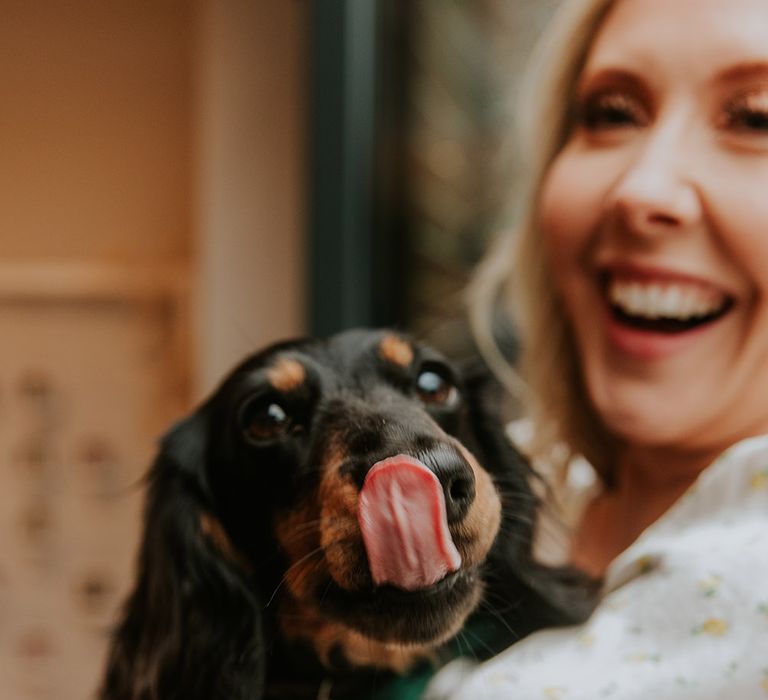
left=357, top=455, right=462, bottom=591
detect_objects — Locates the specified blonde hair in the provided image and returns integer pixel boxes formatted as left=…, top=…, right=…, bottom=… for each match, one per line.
left=469, top=0, right=619, bottom=484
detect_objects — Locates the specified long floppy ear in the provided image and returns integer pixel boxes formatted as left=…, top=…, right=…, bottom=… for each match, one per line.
left=457, top=361, right=597, bottom=649
left=100, top=411, right=266, bottom=700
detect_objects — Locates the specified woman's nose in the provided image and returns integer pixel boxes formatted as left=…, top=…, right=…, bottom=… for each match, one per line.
left=608, top=128, right=703, bottom=236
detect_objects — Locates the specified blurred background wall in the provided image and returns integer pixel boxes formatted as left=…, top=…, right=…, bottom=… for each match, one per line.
left=196, top=0, right=305, bottom=395
left=0, top=2, right=304, bottom=698
left=0, top=1, right=558, bottom=698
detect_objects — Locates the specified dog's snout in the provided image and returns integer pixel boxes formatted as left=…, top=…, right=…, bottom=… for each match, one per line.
left=421, top=445, right=476, bottom=524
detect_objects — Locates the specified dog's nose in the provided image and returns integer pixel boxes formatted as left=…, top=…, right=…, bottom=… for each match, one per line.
left=441, top=460, right=476, bottom=524
left=420, top=445, right=476, bottom=524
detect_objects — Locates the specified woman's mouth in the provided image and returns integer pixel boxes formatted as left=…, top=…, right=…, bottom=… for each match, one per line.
left=605, top=276, right=734, bottom=333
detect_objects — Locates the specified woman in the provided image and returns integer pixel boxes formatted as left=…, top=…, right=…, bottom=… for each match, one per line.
left=427, top=0, right=768, bottom=696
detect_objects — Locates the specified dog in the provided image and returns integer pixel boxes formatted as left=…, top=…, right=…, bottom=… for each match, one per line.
left=100, top=329, right=594, bottom=700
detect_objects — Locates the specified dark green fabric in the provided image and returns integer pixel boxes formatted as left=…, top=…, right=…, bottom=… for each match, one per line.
left=365, top=666, right=434, bottom=700
left=355, top=615, right=507, bottom=700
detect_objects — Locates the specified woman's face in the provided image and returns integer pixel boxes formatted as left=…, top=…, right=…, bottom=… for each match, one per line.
left=540, top=0, right=768, bottom=451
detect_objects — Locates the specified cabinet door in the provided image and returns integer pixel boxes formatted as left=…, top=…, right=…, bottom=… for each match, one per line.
left=0, top=298, right=185, bottom=700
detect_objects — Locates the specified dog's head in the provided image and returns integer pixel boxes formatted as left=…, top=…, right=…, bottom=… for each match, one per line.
left=103, top=329, right=546, bottom=698
left=199, top=330, right=507, bottom=655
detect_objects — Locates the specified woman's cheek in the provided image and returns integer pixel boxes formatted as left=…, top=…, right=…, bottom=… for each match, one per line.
left=538, top=153, right=593, bottom=289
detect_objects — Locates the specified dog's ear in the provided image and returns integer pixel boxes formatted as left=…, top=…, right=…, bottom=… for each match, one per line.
left=100, top=410, right=266, bottom=700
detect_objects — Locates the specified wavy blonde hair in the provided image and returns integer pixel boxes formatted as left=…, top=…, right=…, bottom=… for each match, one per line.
left=469, top=0, right=619, bottom=484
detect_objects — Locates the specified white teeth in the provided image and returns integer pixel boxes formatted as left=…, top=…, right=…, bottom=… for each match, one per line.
left=608, top=279, right=727, bottom=320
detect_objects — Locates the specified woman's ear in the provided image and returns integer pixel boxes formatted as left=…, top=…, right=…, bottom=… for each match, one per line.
left=99, top=410, right=266, bottom=700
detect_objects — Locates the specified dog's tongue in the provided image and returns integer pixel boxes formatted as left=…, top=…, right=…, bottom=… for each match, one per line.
left=358, top=455, right=461, bottom=591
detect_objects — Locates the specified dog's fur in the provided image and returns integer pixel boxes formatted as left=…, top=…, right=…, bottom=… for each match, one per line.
left=100, top=329, right=594, bottom=700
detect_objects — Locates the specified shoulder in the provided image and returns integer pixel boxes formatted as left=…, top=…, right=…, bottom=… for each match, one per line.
left=425, top=434, right=768, bottom=700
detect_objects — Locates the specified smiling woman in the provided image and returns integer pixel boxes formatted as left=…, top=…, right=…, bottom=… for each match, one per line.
left=542, top=0, right=768, bottom=458
left=426, top=0, right=768, bottom=697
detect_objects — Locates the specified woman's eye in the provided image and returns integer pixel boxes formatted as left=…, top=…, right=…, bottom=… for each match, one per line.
left=578, top=90, right=649, bottom=131
left=415, top=369, right=459, bottom=408
left=240, top=398, right=296, bottom=443
left=721, top=90, right=768, bottom=133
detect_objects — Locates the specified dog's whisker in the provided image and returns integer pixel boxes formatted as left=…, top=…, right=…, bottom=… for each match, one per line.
left=276, top=518, right=354, bottom=548
left=477, top=601, right=521, bottom=641
left=293, top=554, right=326, bottom=597
left=499, top=507, right=535, bottom=522
left=265, top=546, right=325, bottom=608
left=478, top=593, right=525, bottom=631
left=317, top=578, right=334, bottom=606
left=277, top=523, right=323, bottom=543
left=498, top=521, right=535, bottom=540
left=286, top=518, right=324, bottom=532
left=494, top=485, right=538, bottom=501
left=455, top=630, right=481, bottom=664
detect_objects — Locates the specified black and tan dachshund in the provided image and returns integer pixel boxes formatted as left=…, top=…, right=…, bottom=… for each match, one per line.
left=100, top=329, right=594, bottom=700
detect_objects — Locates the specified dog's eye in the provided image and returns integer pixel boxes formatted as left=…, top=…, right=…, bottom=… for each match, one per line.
left=416, top=368, right=458, bottom=407
left=240, top=397, right=294, bottom=443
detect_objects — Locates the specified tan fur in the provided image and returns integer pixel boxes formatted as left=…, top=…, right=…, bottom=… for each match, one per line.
left=378, top=335, right=414, bottom=368
left=273, top=501, right=326, bottom=601
left=273, top=435, right=363, bottom=603
left=452, top=442, right=503, bottom=566
left=279, top=595, right=434, bottom=673
left=317, top=442, right=365, bottom=590
left=267, top=357, right=306, bottom=392
left=273, top=435, right=427, bottom=670
left=273, top=422, right=503, bottom=673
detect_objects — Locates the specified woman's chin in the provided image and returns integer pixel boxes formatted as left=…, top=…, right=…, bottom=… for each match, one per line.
left=589, top=383, right=699, bottom=448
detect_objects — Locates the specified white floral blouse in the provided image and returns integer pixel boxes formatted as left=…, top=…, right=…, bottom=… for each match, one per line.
left=425, top=434, right=768, bottom=700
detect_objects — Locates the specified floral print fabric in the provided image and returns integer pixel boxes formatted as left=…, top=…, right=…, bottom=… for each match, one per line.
left=425, top=435, right=768, bottom=700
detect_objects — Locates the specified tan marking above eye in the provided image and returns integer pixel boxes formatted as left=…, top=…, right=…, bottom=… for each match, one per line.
left=378, top=335, right=414, bottom=368
left=267, top=357, right=306, bottom=393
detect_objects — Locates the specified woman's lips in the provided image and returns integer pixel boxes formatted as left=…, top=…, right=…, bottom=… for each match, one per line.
left=607, top=277, right=729, bottom=321
left=596, top=270, right=736, bottom=360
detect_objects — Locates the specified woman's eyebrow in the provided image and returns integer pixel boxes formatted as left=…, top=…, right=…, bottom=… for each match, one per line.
left=576, top=67, right=646, bottom=96
left=714, top=60, right=768, bottom=84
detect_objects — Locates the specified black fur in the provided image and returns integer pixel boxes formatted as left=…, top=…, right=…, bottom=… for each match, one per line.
left=100, top=329, right=595, bottom=700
